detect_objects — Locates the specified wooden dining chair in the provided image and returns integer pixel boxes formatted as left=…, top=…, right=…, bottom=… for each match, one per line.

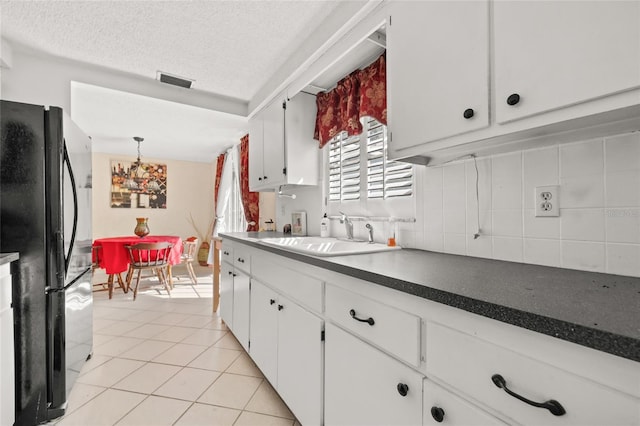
left=124, top=242, right=174, bottom=300
left=92, top=245, right=127, bottom=299
left=177, top=237, right=198, bottom=285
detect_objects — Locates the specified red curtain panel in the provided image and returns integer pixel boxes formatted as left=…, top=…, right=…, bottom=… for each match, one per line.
left=214, top=153, right=225, bottom=206
left=314, top=52, right=387, bottom=148
left=239, top=135, right=260, bottom=231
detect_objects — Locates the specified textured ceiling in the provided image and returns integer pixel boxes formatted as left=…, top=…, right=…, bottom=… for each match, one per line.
left=1, top=0, right=343, bottom=101
left=0, top=0, right=348, bottom=162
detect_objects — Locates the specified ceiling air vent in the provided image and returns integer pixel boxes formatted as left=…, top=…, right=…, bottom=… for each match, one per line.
left=156, top=71, right=194, bottom=89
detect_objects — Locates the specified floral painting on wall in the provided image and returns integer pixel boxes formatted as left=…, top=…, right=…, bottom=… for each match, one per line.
left=110, top=160, right=167, bottom=208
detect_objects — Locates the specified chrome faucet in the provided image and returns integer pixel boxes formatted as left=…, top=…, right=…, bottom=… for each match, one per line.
left=339, top=211, right=354, bottom=240
left=365, top=223, right=374, bottom=243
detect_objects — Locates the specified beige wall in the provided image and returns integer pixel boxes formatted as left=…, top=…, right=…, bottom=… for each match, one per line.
left=93, top=152, right=214, bottom=240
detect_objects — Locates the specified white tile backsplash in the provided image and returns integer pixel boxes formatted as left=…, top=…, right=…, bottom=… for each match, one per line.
left=605, top=133, right=640, bottom=172
left=606, top=243, right=640, bottom=277
left=493, top=237, right=523, bottom=262
left=415, top=130, right=640, bottom=277
left=523, top=238, right=561, bottom=267
left=561, top=241, right=606, bottom=272
left=606, top=170, right=640, bottom=207
left=442, top=163, right=466, bottom=211
left=523, top=209, right=560, bottom=239
left=523, top=146, right=559, bottom=209
left=560, top=139, right=604, bottom=177
left=466, top=234, right=492, bottom=259
left=605, top=209, right=640, bottom=244
left=443, top=209, right=466, bottom=234
left=560, top=174, right=605, bottom=208
left=560, top=208, right=605, bottom=242
left=492, top=152, right=522, bottom=209
left=443, top=233, right=466, bottom=255
left=492, top=209, right=523, bottom=237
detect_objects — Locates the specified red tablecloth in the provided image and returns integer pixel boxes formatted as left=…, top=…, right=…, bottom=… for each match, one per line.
left=93, top=235, right=183, bottom=274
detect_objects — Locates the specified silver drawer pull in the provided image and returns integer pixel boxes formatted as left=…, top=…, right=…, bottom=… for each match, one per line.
left=491, top=374, right=566, bottom=416
left=349, top=309, right=374, bottom=326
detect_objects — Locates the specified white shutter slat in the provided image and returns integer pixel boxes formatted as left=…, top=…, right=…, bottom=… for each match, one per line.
left=330, top=118, right=412, bottom=202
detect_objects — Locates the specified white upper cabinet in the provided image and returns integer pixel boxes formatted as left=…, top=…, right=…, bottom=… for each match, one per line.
left=387, top=0, right=490, bottom=152
left=494, top=1, right=640, bottom=123
left=248, top=92, right=319, bottom=191
left=387, top=0, right=640, bottom=164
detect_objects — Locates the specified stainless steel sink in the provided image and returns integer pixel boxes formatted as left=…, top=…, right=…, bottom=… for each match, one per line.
left=258, top=237, right=401, bottom=257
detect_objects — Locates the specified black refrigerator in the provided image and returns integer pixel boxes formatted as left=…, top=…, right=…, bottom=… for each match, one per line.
left=0, top=100, right=93, bottom=425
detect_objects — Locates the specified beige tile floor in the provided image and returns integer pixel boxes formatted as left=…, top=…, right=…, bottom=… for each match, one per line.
left=51, top=264, right=299, bottom=426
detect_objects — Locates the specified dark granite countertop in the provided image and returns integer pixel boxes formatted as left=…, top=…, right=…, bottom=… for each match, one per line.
left=0, top=252, right=19, bottom=266
left=221, top=232, right=640, bottom=362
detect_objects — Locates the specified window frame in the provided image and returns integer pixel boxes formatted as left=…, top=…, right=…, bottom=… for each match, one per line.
left=324, top=118, right=415, bottom=218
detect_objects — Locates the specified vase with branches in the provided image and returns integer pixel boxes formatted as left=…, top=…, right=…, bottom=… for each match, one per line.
left=187, top=213, right=215, bottom=266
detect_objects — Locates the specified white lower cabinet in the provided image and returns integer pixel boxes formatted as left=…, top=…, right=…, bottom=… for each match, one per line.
left=228, top=242, right=640, bottom=426
left=248, top=279, right=278, bottom=384
left=250, top=279, right=323, bottom=426
left=423, top=380, right=507, bottom=425
left=219, top=261, right=234, bottom=329
left=220, top=241, right=251, bottom=351
left=231, top=269, right=250, bottom=351
left=324, top=323, right=424, bottom=426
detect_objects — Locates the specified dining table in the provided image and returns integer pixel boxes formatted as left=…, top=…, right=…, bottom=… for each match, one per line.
left=92, top=235, right=183, bottom=286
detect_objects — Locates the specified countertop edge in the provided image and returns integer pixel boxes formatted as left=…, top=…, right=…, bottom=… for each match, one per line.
left=221, top=233, right=640, bottom=362
left=0, top=252, right=19, bottom=265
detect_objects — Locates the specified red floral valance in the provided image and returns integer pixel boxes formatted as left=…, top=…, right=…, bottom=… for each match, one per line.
left=239, top=135, right=260, bottom=232
left=314, top=53, right=387, bottom=148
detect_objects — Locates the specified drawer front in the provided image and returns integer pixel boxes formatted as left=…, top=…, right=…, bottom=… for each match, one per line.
left=233, top=246, right=251, bottom=274
left=424, top=379, right=507, bottom=425
left=220, top=241, right=234, bottom=265
left=252, top=256, right=322, bottom=313
left=427, top=322, right=640, bottom=425
left=325, top=283, right=421, bottom=367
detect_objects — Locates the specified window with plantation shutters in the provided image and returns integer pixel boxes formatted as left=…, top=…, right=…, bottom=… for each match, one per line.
left=328, top=118, right=413, bottom=202
left=365, top=118, right=413, bottom=199
left=329, top=132, right=361, bottom=201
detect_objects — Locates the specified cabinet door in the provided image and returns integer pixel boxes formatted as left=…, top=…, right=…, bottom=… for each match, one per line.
left=494, top=1, right=640, bottom=123
left=249, top=280, right=278, bottom=385
left=248, top=114, right=264, bottom=191
left=325, top=323, right=423, bottom=426
left=277, top=294, right=323, bottom=426
left=424, top=379, right=507, bottom=425
left=283, top=92, right=319, bottom=187
left=219, top=261, right=234, bottom=328
left=387, top=0, right=489, bottom=153
left=262, top=98, right=286, bottom=188
left=232, top=270, right=250, bottom=352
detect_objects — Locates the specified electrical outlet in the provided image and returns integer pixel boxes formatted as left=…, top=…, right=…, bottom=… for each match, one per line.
left=535, top=186, right=559, bottom=217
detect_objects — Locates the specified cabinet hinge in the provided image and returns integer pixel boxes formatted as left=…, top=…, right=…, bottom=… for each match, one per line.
left=321, top=330, right=325, bottom=341
left=248, top=340, right=251, bottom=350
left=282, top=101, right=286, bottom=110
left=282, top=167, right=287, bottom=175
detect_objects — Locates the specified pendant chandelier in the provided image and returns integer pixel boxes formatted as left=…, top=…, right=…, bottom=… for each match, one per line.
left=124, top=136, right=161, bottom=192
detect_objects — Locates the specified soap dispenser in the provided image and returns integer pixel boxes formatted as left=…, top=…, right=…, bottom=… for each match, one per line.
left=320, top=213, right=330, bottom=237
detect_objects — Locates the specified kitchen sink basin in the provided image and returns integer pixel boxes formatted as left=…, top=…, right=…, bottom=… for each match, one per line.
left=258, top=236, right=401, bottom=257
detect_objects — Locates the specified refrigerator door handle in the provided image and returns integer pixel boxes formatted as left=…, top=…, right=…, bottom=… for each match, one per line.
left=63, top=143, right=78, bottom=275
